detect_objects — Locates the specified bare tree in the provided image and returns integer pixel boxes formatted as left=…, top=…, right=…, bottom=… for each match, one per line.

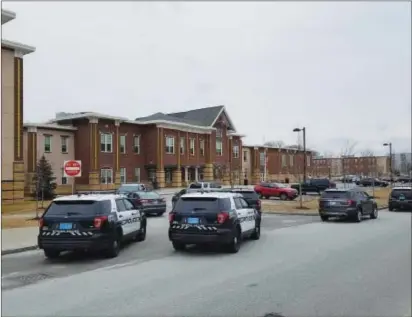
left=264, top=140, right=284, bottom=148
left=360, top=149, right=374, bottom=157
left=339, top=139, right=357, bottom=182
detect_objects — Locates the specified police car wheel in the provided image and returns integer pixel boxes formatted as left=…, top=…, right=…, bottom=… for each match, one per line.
left=370, top=207, right=378, bottom=219
left=251, top=224, right=260, bottom=240
left=105, top=238, right=120, bottom=258
left=226, top=229, right=241, bottom=253
left=44, top=249, right=60, bottom=259
left=172, top=241, right=186, bottom=251
left=135, top=225, right=147, bottom=242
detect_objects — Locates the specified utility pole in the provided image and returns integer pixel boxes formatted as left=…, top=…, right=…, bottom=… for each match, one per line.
left=293, top=127, right=307, bottom=182
left=383, top=142, right=392, bottom=187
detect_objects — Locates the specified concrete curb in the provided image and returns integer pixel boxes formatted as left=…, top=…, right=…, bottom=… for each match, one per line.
left=2, top=245, right=39, bottom=256
left=263, top=205, right=389, bottom=217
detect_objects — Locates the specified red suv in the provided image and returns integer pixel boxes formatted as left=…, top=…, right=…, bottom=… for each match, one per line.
left=254, top=182, right=298, bottom=200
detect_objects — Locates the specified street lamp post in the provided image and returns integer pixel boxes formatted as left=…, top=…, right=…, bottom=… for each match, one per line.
left=383, top=142, right=392, bottom=186
left=293, top=127, right=307, bottom=183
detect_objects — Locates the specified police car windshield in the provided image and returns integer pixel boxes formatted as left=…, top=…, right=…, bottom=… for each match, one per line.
left=175, top=197, right=222, bottom=213
left=139, top=191, right=160, bottom=199
left=44, top=200, right=110, bottom=216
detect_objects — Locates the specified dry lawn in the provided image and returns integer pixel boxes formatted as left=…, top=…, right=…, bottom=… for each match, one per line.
left=262, top=187, right=391, bottom=214
left=1, top=215, right=39, bottom=229
left=1, top=200, right=51, bottom=215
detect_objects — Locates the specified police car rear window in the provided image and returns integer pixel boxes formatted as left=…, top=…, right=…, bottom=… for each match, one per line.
left=44, top=200, right=111, bottom=216
left=175, top=197, right=224, bottom=213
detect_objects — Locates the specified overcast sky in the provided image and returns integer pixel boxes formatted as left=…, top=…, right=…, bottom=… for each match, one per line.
left=3, top=1, right=411, bottom=156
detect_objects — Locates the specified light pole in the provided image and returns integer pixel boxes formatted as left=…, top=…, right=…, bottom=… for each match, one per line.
left=293, top=127, right=306, bottom=183
left=383, top=142, right=392, bottom=185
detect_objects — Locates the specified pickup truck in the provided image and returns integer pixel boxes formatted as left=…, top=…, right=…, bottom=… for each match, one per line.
left=290, top=178, right=336, bottom=194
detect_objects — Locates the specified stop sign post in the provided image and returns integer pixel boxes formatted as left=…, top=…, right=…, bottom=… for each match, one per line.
left=64, top=160, right=82, bottom=194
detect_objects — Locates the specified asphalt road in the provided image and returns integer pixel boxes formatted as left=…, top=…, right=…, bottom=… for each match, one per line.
left=2, top=211, right=411, bottom=317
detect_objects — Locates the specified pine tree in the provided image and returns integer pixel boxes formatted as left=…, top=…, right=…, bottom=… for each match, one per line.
left=32, top=155, right=57, bottom=199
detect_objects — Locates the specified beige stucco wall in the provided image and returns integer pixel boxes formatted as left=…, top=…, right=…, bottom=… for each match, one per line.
left=36, top=129, right=76, bottom=185
left=1, top=48, right=15, bottom=181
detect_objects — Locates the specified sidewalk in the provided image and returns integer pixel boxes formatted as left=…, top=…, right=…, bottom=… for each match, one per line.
left=1, top=227, right=38, bottom=255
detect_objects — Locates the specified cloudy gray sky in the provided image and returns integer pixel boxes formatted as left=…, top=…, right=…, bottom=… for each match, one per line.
left=3, top=1, right=411, bottom=156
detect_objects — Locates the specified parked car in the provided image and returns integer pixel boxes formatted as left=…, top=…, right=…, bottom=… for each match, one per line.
left=254, top=182, right=298, bottom=200
left=397, top=176, right=412, bottom=184
left=117, top=183, right=149, bottom=194
left=290, top=178, right=336, bottom=194
left=223, top=188, right=262, bottom=213
left=126, top=191, right=166, bottom=216
left=318, top=188, right=378, bottom=222
left=356, top=178, right=388, bottom=187
left=388, top=186, right=412, bottom=211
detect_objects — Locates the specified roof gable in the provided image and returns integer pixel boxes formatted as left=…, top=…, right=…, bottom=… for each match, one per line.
left=167, top=105, right=224, bottom=127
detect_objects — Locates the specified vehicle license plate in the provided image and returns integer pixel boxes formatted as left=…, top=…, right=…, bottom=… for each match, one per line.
left=59, top=223, right=72, bottom=230
left=187, top=217, right=199, bottom=224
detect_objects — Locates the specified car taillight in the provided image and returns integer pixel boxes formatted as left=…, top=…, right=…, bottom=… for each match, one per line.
left=217, top=212, right=229, bottom=224
left=39, top=218, right=44, bottom=228
left=347, top=200, right=355, bottom=206
left=94, top=216, right=108, bottom=229
left=257, top=200, right=261, bottom=207
left=168, top=212, right=175, bottom=223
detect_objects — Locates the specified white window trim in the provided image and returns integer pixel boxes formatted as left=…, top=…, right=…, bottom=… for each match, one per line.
left=233, top=145, right=239, bottom=158
left=165, top=136, right=175, bottom=154
left=216, top=140, right=223, bottom=156
left=44, top=135, right=52, bottom=153
left=120, top=167, right=126, bottom=183
left=199, top=139, right=205, bottom=156
left=133, top=135, right=140, bottom=154
left=61, top=136, right=68, bottom=153
left=100, top=168, right=113, bottom=184
left=190, top=138, right=195, bottom=156
left=100, top=133, right=113, bottom=153
left=120, top=135, right=126, bottom=154
left=180, top=137, right=185, bottom=154
left=282, top=154, right=287, bottom=167
left=134, top=167, right=141, bottom=182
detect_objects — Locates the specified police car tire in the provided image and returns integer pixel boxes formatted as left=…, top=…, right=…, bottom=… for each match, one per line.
left=251, top=224, right=260, bottom=240
left=105, top=237, right=120, bottom=258
left=172, top=241, right=186, bottom=251
left=136, top=224, right=147, bottom=242
left=44, top=249, right=60, bottom=259
left=226, top=228, right=241, bottom=253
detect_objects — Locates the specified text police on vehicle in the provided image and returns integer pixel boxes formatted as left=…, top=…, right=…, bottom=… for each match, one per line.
left=38, top=193, right=147, bottom=259
left=168, top=191, right=261, bottom=253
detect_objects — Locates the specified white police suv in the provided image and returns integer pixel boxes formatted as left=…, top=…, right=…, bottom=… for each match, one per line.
left=38, top=193, right=147, bottom=259
left=168, top=191, right=261, bottom=253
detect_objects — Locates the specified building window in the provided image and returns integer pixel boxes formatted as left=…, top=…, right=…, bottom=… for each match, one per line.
left=216, top=128, right=223, bottom=138
left=44, top=135, right=52, bottom=153
left=120, top=167, right=126, bottom=183
left=100, top=133, right=113, bottom=153
left=133, top=135, right=140, bottom=154
left=165, top=136, right=175, bottom=154
left=243, top=151, right=248, bottom=162
left=134, top=167, right=141, bottom=182
left=166, top=170, right=172, bottom=183
left=190, top=138, right=195, bottom=156
left=61, top=136, right=68, bottom=153
left=282, top=154, right=287, bottom=167
left=216, top=140, right=223, bottom=156
left=260, top=152, right=265, bottom=166
left=200, top=139, right=205, bottom=156
left=180, top=137, right=185, bottom=155
left=120, top=135, right=126, bottom=154
left=289, top=155, right=294, bottom=166
left=101, top=168, right=113, bottom=184
left=61, top=167, right=67, bottom=185
left=307, top=155, right=311, bottom=166
left=233, top=145, right=239, bottom=158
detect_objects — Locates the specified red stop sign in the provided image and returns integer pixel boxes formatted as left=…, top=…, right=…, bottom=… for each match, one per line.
left=64, top=160, right=81, bottom=177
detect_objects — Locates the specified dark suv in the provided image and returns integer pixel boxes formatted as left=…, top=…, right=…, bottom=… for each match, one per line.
left=318, top=188, right=378, bottom=222
left=291, top=178, right=336, bottom=194
left=388, top=187, right=412, bottom=211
